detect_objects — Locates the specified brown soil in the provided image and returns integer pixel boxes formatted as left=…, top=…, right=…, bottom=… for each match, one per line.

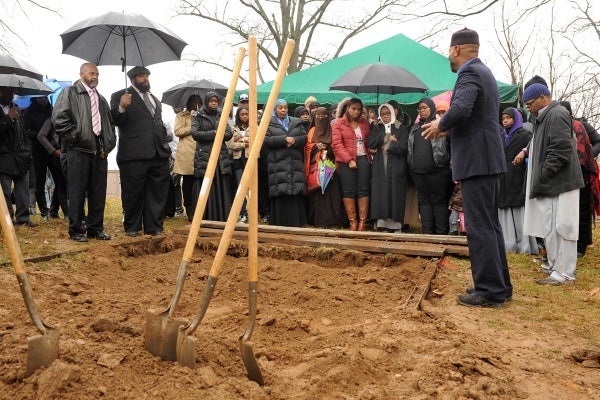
left=0, top=232, right=598, bottom=399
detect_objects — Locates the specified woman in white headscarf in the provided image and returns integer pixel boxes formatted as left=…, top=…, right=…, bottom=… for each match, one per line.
left=367, top=103, right=409, bottom=232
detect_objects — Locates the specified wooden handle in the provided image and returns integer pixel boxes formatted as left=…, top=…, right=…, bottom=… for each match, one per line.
left=247, top=36, right=258, bottom=283
left=0, top=188, right=26, bottom=275
left=182, top=47, right=247, bottom=262
left=207, top=39, right=296, bottom=279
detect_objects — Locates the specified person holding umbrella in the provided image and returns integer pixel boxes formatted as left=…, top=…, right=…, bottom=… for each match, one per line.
left=332, top=97, right=372, bottom=231
left=110, top=66, right=172, bottom=237
left=51, top=63, right=116, bottom=241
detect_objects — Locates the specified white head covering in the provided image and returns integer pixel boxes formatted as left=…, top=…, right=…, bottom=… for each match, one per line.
left=378, top=103, right=396, bottom=134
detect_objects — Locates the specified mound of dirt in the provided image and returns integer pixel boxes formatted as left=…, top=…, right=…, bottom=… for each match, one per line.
left=1, top=233, right=598, bottom=399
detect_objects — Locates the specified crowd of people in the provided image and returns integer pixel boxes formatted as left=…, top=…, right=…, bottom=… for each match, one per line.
left=1, top=28, right=597, bottom=306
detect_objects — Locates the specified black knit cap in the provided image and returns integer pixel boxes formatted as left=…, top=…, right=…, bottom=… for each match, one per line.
left=450, top=28, right=480, bottom=46
left=127, top=66, right=151, bottom=79
left=524, top=75, right=547, bottom=90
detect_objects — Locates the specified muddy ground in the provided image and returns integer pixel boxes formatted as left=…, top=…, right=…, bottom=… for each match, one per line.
left=0, top=229, right=599, bottom=399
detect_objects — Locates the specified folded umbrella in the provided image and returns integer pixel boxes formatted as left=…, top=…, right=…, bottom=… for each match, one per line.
left=318, top=158, right=336, bottom=194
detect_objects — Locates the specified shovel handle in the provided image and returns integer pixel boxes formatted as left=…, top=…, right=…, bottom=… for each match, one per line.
left=184, top=39, right=296, bottom=337
left=182, top=46, right=247, bottom=263
left=247, top=35, right=259, bottom=283
left=0, top=184, right=49, bottom=335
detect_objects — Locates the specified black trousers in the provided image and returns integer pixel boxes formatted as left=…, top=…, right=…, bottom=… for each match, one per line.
left=119, top=156, right=169, bottom=234
left=66, top=148, right=107, bottom=237
left=412, top=168, right=453, bottom=234
left=461, top=174, right=512, bottom=301
left=338, top=155, right=371, bottom=198
left=0, top=171, right=30, bottom=223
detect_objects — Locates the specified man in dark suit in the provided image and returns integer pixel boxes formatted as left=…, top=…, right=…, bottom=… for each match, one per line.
left=110, top=66, right=171, bottom=237
left=423, top=28, right=511, bottom=307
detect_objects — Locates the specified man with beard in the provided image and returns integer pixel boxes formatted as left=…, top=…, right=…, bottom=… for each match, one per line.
left=52, top=63, right=116, bottom=241
left=110, top=66, right=171, bottom=237
left=422, top=29, right=511, bottom=307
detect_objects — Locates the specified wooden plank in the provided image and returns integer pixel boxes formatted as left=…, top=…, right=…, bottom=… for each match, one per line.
left=0, top=250, right=84, bottom=266
left=194, top=227, right=447, bottom=257
left=403, top=259, right=439, bottom=309
left=197, top=220, right=468, bottom=246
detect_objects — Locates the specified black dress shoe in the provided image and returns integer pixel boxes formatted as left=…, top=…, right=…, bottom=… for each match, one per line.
left=16, top=220, right=38, bottom=227
left=145, top=230, right=164, bottom=236
left=458, top=292, right=505, bottom=308
left=88, top=231, right=111, bottom=240
left=70, top=234, right=89, bottom=242
left=466, top=287, right=512, bottom=301
left=125, top=231, right=139, bottom=237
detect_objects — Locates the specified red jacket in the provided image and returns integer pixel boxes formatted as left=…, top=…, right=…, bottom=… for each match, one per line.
left=332, top=114, right=371, bottom=164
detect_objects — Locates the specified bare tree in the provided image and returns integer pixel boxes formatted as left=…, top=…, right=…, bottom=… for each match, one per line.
left=0, top=0, right=55, bottom=52
left=176, top=0, right=507, bottom=84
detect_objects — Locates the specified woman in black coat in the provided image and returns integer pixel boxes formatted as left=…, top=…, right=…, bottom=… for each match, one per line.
left=189, top=91, right=233, bottom=222
left=264, top=99, right=308, bottom=227
left=498, top=107, right=536, bottom=254
left=367, top=103, right=409, bottom=232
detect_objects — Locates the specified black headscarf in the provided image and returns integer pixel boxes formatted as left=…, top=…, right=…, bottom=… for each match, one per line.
left=417, top=97, right=437, bottom=125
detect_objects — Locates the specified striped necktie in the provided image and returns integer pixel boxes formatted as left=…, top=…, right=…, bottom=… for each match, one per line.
left=142, top=91, right=155, bottom=117
left=89, top=89, right=101, bottom=136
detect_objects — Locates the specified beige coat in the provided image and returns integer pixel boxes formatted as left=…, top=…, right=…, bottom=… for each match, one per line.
left=226, top=125, right=250, bottom=160
left=173, top=110, right=196, bottom=175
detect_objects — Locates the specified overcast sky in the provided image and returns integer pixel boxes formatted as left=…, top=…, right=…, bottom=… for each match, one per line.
left=6, top=0, right=522, bottom=100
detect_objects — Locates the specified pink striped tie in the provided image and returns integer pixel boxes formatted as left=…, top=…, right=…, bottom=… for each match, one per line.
left=90, top=89, right=101, bottom=136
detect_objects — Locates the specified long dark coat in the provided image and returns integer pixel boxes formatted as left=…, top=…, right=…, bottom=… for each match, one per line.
left=367, top=121, right=409, bottom=222
left=498, top=127, right=531, bottom=208
left=264, top=116, right=307, bottom=198
left=191, top=106, right=232, bottom=178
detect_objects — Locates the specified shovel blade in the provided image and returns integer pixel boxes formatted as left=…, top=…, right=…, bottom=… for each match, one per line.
left=144, top=309, right=165, bottom=357
left=145, top=309, right=187, bottom=362
left=176, top=330, right=197, bottom=369
left=24, top=327, right=59, bottom=378
left=240, top=339, right=264, bottom=386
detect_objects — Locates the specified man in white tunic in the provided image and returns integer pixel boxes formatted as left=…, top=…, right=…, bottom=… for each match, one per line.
left=521, top=84, right=584, bottom=285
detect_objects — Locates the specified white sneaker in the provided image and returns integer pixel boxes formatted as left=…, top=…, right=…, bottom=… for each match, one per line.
left=239, top=215, right=248, bottom=223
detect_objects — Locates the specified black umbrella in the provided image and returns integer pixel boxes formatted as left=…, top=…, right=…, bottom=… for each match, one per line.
left=60, top=11, right=188, bottom=87
left=0, top=74, right=53, bottom=96
left=330, top=62, right=428, bottom=103
left=0, top=53, right=44, bottom=81
left=161, top=79, right=228, bottom=109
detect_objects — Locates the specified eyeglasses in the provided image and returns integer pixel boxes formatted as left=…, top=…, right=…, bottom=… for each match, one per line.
left=525, top=96, right=540, bottom=108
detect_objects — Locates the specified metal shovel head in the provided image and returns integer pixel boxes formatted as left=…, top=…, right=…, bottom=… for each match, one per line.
left=239, top=338, right=264, bottom=386
left=145, top=309, right=187, bottom=361
left=24, top=326, right=59, bottom=378
left=176, top=327, right=197, bottom=369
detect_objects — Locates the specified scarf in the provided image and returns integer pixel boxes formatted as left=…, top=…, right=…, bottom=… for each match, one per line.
left=273, top=98, right=289, bottom=130
left=502, top=107, right=523, bottom=148
left=312, top=107, right=332, bottom=144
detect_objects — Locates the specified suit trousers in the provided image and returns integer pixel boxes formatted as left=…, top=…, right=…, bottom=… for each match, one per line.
left=66, top=147, right=108, bottom=237
left=461, top=174, right=512, bottom=301
left=0, top=171, right=30, bottom=223
left=119, top=156, right=169, bottom=234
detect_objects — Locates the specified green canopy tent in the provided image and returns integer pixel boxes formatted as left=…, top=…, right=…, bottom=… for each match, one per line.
left=237, top=33, right=518, bottom=109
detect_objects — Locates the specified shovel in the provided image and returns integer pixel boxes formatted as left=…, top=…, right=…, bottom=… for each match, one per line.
left=238, top=35, right=264, bottom=386
left=0, top=192, right=59, bottom=377
left=176, top=38, right=296, bottom=370
left=144, top=46, right=247, bottom=361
